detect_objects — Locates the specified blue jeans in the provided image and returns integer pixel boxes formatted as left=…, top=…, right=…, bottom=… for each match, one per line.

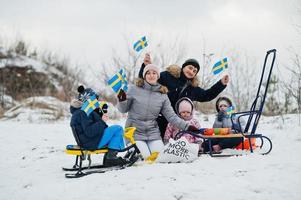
left=98, top=125, right=125, bottom=150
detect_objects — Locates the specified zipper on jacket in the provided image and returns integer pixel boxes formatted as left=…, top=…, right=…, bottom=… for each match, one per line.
left=144, top=86, right=153, bottom=140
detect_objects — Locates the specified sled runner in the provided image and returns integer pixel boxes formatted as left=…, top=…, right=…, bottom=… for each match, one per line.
left=176, top=49, right=276, bottom=157
left=63, top=127, right=141, bottom=178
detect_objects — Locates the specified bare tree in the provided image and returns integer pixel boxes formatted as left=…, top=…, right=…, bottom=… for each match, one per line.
left=282, top=51, right=301, bottom=124
left=194, top=44, right=215, bottom=113
left=292, top=0, right=301, bottom=35
left=264, top=74, right=282, bottom=115
left=40, top=52, right=83, bottom=101
left=227, top=50, right=259, bottom=111
left=281, top=0, right=301, bottom=122
left=97, top=34, right=187, bottom=89
left=199, top=40, right=215, bottom=88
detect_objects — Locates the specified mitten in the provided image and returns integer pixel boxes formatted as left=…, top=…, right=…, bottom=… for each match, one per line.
left=217, top=111, right=225, bottom=122
left=117, top=89, right=127, bottom=102
left=187, top=125, right=199, bottom=132
left=232, top=123, right=242, bottom=132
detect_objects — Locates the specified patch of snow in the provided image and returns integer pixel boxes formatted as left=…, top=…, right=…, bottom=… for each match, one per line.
left=0, top=47, right=8, bottom=57
left=2, top=96, right=70, bottom=122
left=0, top=55, right=48, bottom=73
left=0, top=114, right=300, bottom=200
left=1, top=94, right=18, bottom=109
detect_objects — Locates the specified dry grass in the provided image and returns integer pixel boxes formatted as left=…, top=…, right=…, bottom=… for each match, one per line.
left=54, top=107, right=65, bottom=120
left=27, top=101, right=55, bottom=111
left=195, top=101, right=216, bottom=114
left=0, top=106, right=4, bottom=118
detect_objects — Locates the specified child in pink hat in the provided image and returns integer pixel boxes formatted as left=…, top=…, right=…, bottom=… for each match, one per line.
left=164, top=97, right=202, bottom=148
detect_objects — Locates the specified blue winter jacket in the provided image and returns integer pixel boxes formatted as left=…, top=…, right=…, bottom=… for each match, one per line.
left=70, top=105, right=108, bottom=150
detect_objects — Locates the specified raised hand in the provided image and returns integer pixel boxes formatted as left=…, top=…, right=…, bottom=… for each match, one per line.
left=221, top=74, right=229, bottom=85
left=117, top=89, right=127, bottom=102
left=144, top=53, right=152, bottom=65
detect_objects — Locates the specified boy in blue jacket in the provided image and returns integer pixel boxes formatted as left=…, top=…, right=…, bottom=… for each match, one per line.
left=70, top=86, right=127, bottom=167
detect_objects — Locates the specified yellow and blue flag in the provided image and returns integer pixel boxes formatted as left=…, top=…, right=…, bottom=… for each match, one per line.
left=225, top=106, right=235, bottom=117
left=133, top=36, right=148, bottom=52
left=81, top=94, right=100, bottom=116
left=212, top=58, right=228, bottom=75
left=107, top=69, right=128, bottom=93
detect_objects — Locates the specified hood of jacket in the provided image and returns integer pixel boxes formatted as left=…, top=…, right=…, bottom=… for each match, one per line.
left=175, top=97, right=195, bottom=120
left=215, top=96, right=234, bottom=112
left=70, top=99, right=83, bottom=114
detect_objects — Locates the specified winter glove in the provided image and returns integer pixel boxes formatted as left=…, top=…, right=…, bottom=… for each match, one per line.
left=187, top=125, right=200, bottom=132
left=232, top=123, right=242, bottom=132
left=117, top=89, right=127, bottom=102
left=217, top=111, right=226, bottom=122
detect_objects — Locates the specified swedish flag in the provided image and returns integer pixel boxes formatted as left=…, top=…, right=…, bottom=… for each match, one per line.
left=133, top=36, right=148, bottom=52
left=212, top=58, right=228, bottom=75
left=99, top=101, right=107, bottom=109
left=225, top=106, right=235, bottom=117
left=81, top=95, right=100, bottom=116
left=107, top=69, right=128, bottom=93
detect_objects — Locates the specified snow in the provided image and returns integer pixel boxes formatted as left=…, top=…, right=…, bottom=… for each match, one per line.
left=0, top=47, right=7, bottom=57
left=0, top=54, right=48, bottom=73
left=1, top=95, right=17, bottom=109
left=0, top=114, right=301, bottom=200
left=1, top=96, right=124, bottom=123
left=2, top=96, right=70, bottom=122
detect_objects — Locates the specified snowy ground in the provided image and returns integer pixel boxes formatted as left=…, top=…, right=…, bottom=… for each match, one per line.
left=0, top=114, right=301, bottom=200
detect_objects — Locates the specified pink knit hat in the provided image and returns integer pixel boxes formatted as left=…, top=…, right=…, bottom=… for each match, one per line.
left=178, top=99, right=193, bottom=114
left=143, top=64, right=160, bottom=79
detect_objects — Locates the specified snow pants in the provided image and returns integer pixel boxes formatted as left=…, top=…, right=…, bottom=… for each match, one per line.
left=98, top=125, right=125, bottom=150
left=136, top=140, right=164, bottom=159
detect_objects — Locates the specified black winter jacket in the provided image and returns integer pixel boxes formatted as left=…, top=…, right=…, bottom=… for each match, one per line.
left=139, top=63, right=226, bottom=109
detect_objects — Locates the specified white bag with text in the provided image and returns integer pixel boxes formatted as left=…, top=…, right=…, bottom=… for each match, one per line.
left=156, top=137, right=199, bottom=163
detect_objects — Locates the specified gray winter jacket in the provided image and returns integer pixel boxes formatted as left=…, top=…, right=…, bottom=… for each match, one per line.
left=213, top=115, right=246, bottom=132
left=117, top=79, right=189, bottom=141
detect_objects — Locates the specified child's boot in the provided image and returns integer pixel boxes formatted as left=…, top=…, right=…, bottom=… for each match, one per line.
left=103, top=150, right=128, bottom=167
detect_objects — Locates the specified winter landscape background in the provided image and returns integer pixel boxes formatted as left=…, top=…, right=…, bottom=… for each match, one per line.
left=1, top=0, right=301, bottom=200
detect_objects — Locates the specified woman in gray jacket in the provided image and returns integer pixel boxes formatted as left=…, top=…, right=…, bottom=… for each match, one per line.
left=117, top=64, right=198, bottom=159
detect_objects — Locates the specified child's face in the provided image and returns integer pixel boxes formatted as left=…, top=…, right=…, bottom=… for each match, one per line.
left=180, top=111, right=191, bottom=120
left=219, top=104, right=229, bottom=111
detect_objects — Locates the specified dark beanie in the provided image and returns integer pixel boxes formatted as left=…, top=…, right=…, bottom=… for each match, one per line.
left=77, top=85, right=98, bottom=102
left=182, top=58, right=200, bottom=72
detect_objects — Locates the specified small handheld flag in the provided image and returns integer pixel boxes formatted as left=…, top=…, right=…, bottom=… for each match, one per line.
left=81, top=94, right=100, bottom=116
left=212, top=58, right=228, bottom=75
left=225, top=106, right=235, bottom=117
left=107, top=69, right=128, bottom=94
left=133, top=36, right=148, bottom=52
left=99, top=101, right=108, bottom=114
